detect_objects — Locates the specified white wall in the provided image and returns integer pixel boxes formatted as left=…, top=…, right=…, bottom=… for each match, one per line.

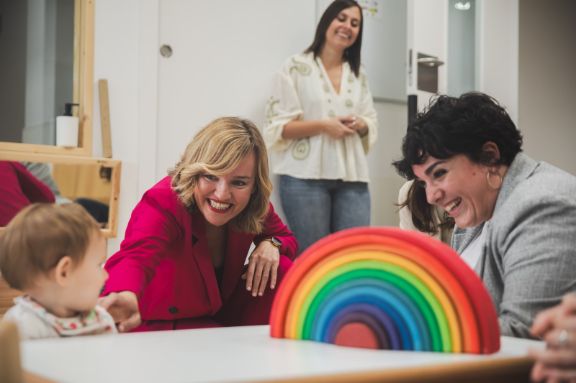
left=154, top=0, right=315, bottom=179
left=370, top=101, right=407, bottom=226
left=519, top=0, right=576, bottom=176
left=476, top=0, right=519, bottom=122
left=93, top=0, right=143, bottom=253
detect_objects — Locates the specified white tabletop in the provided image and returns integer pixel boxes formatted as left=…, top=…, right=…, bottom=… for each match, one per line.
left=21, top=325, right=544, bottom=383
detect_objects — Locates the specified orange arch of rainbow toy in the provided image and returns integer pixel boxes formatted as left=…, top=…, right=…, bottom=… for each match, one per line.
left=270, top=227, right=500, bottom=354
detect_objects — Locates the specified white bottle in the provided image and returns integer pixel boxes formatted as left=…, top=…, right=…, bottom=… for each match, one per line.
left=56, top=103, right=79, bottom=147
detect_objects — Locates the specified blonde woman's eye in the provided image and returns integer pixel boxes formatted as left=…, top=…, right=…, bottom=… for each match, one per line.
left=232, top=180, right=248, bottom=187
left=203, top=174, right=218, bottom=181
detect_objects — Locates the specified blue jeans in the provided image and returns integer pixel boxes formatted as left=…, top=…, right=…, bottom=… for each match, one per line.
left=279, top=175, right=370, bottom=255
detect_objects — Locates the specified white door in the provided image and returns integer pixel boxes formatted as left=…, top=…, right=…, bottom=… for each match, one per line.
left=155, top=0, right=314, bottom=179
left=407, top=0, right=448, bottom=114
left=407, top=0, right=518, bottom=119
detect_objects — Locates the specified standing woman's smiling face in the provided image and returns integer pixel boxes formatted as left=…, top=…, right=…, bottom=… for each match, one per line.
left=193, top=152, right=256, bottom=227
left=324, top=6, right=362, bottom=51
left=412, top=154, right=500, bottom=228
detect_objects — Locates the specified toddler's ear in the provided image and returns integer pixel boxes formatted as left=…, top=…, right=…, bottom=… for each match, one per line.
left=53, top=256, right=73, bottom=286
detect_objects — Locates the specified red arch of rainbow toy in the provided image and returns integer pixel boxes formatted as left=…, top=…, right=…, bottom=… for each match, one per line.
left=269, top=227, right=500, bottom=354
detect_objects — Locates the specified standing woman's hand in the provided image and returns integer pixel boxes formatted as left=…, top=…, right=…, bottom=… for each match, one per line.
left=340, top=115, right=368, bottom=137
left=243, top=240, right=280, bottom=297
left=99, top=291, right=142, bottom=332
left=323, top=118, right=356, bottom=139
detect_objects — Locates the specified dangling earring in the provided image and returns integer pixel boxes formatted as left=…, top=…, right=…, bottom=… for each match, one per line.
left=486, top=170, right=503, bottom=190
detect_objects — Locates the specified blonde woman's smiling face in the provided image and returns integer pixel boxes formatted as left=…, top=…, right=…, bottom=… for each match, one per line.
left=193, top=152, right=256, bottom=228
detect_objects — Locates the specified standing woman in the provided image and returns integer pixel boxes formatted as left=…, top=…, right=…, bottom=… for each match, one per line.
left=265, top=0, right=378, bottom=254
left=100, top=117, right=297, bottom=332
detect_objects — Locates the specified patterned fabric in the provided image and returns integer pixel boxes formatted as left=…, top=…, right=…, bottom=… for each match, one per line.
left=3, top=295, right=116, bottom=339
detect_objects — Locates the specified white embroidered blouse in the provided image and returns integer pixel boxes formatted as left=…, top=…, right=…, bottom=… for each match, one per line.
left=265, top=52, right=378, bottom=182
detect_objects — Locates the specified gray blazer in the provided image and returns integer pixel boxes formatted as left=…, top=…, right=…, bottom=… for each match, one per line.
left=452, top=153, right=576, bottom=338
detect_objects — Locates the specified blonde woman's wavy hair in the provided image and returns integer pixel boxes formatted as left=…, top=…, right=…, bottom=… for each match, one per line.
left=169, top=117, right=272, bottom=234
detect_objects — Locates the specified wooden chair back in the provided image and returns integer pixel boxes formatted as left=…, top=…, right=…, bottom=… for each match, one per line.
left=0, top=320, right=23, bottom=383
left=1, top=276, right=22, bottom=318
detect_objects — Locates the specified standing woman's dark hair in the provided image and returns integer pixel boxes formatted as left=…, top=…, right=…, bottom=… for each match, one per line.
left=306, top=0, right=364, bottom=76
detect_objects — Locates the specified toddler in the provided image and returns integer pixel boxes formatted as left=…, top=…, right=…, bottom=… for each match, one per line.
left=0, top=203, right=116, bottom=339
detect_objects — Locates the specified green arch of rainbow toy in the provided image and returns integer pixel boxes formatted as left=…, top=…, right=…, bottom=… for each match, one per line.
left=270, top=227, right=500, bottom=354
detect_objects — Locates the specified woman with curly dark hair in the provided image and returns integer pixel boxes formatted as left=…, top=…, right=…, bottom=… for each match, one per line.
left=393, top=92, right=576, bottom=339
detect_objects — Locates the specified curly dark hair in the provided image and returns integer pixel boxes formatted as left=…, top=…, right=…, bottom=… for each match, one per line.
left=393, top=92, right=523, bottom=180
left=393, top=92, right=523, bottom=234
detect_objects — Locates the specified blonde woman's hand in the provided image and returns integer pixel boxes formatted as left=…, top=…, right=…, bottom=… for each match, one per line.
left=323, top=118, right=355, bottom=139
left=99, top=291, right=142, bottom=332
left=242, top=240, right=280, bottom=297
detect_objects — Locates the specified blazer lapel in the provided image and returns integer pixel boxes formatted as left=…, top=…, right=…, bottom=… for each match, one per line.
left=494, top=153, right=539, bottom=213
left=220, top=229, right=254, bottom=302
left=189, top=211, right=222, bottom=314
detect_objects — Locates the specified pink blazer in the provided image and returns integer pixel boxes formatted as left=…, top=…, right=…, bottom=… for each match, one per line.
left=103, top=177, right=297, bottom=321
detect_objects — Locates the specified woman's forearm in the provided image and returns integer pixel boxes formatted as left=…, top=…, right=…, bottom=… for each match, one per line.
left=281, top=119, right=326, bottom=140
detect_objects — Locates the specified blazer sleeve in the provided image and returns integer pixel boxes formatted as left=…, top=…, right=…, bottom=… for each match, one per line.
left=490, top=191, right=576, bottom=338
left=103, top=187, right=182, bottom=297
left=254, top=203, right=298, bottom=260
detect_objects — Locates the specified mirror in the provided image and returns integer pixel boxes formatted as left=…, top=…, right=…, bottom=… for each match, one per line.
left=0, top=151, right=121, bottom=238
left=0, top=0, right=94, bottom=156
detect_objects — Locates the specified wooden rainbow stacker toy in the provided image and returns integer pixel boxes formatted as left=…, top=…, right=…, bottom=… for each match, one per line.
left=270, top=227, right=500, bottom=354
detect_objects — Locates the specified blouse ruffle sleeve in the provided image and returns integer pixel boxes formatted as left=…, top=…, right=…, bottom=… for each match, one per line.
left=356, top=68, right=378, bottom=154
left=264, top=62, right=304, bottom=152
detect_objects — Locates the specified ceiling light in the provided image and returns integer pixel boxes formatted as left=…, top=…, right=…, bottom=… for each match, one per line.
left=454, top=1, right=471, bottom=11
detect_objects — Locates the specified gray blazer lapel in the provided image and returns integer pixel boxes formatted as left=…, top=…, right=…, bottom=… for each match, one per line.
left=494, top=153, right=539, bottom=212
left=451, top=154, right=538, bottom=254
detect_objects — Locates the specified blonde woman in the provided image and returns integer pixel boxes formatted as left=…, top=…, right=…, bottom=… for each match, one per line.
left=100, top=117, right=297, bottom=332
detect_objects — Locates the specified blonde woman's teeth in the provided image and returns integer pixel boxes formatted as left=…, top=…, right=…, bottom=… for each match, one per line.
left=209, top=200, right=231, bottom=210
